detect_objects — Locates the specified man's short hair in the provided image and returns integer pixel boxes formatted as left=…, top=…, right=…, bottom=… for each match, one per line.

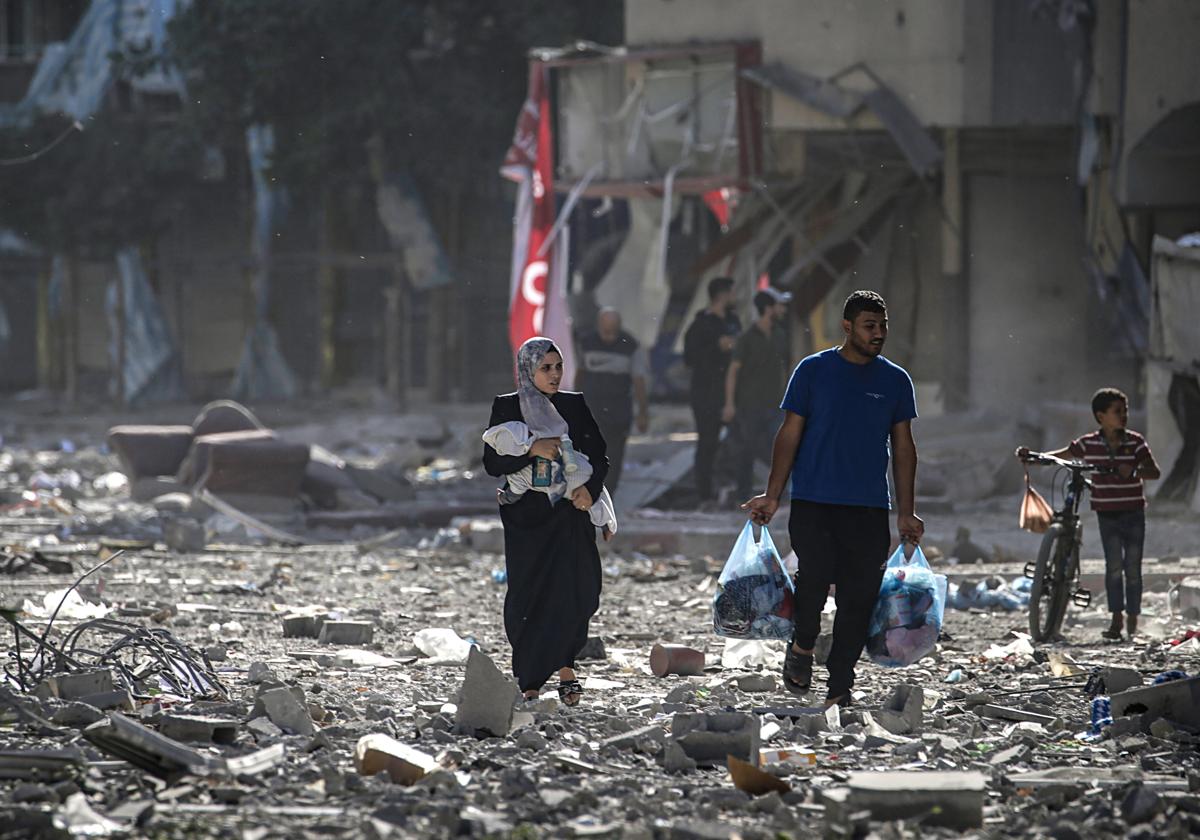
left=1092, top=387, right=1127, bottom=420
left=753, top=287, right=792, bottom=315
left=707, top=276, right=734, bottom=301
left=842, top=290, right=887, bottom=322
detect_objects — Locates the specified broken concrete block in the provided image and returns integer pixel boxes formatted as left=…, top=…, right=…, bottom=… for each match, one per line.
left=32, top=670, right=113, bottom=702
left=317, top=621, right=374, bottom=646
left=454, top=647, right=518, bottom=737
left=834, top=771, right=986, bottom=830
left=1109, top=675, right=1200, bottom=730
left=662, top=741, right=698, bottom=774
left=1101, top=666, right=1143, bottom=695
left=257, top=687, right=314, bottom=736
left=106, top=425, right=194, bottom=480
left=873, top=684, right=924, bottom=735
left=179, top=430, right=309, bottom=498
left=670, top=712, right=760, bottom=767
left=601, top=724, right=666, bottom=752
left=354, top=734, right=438, bottom=785
left=247, top=662, right=277, bottom=684
left=158, top=715, right=239, bottom=745
left=0, top=748, right=86, bottom=781
left=1121, top=783, right=1164, bottom=824
left=162, top=516, right=206, bottom=553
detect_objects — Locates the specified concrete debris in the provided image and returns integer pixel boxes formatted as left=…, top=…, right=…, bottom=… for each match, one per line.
left=826, top=770, right=987, bottom=830
left=454, top=647, right=517, bottom=737
left=670, top=712, right=760, bottom=767
left=2, top=404, right=1199, bottom=838
left=317, top=620, right=374, bottom=646
left=255, top=686, right=315, bottom=736
left=354, top=734, right=438, bottom=784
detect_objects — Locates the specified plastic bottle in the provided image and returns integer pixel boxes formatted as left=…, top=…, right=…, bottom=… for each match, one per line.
left=560, top=435, right=579, bottom=475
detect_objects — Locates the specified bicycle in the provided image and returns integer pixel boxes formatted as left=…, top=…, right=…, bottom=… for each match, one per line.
left=1019, top=452, right=1111, bottom=642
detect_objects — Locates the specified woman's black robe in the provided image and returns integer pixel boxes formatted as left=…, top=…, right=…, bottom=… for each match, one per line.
left=482, top=390, right=608, bottom=692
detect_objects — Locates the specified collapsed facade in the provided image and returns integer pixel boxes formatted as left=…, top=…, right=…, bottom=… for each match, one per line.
left=508, top=0, right=1199, bottom=503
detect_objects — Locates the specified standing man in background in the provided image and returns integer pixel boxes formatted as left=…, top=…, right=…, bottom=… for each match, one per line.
left=724, top=287, right=792, bottom=502
left=576, top=308, right=649, bottom=493
left=683, top=276, right=740, bottom=503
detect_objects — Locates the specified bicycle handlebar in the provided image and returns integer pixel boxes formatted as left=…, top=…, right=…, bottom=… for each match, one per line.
left=1020, top=452, right=1111, bottom=473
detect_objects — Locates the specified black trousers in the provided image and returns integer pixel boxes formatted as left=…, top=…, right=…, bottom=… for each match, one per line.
left=690, top=394, right=723, bottom=499
left=788, top=500, right=890, bottom=698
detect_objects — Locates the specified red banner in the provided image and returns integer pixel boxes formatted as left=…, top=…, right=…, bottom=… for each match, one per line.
left=502, top=65, right=556, bottom=355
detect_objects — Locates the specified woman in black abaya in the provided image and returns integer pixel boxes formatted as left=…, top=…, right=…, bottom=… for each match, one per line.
left=483, top=338, right=608, bottom=705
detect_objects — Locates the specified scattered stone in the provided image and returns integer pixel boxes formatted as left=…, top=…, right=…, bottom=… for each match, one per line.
left=662, top=741, right=698, bottom=774
left=162, top=516, right=206, bottom=553
left=601, top=724, right=666, bottom=752
left=516, top=729, right=549, bottom=751
left=874, top=684, right=924, bottom=735
left=1121, top=784, right=1164, bottom=824
left=257, top=687, right=314, bottom=736
left=247, top=662, right=276, bottom=684
left=735, top=673, right=776, bottom=693
left=670, top=712, right=759, bottom=767
left=990, top=744, right=1031, bottom=766
left=577, top=636, right=607, bottom=661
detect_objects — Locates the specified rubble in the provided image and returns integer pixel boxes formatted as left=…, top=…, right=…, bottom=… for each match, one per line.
left=1, top=404, right=1198, bottom=838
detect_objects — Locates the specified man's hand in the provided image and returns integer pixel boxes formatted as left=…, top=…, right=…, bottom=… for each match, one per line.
left=636, top=408, right=649, bottom=434
left=718, top=335, right=735, bottom=352
left=722, top=403, right=736, bottom=424
left=742, top=494, right=779, bottom=525
left=529, top=438, right=561, bottom=460
left=897, top=513, right=925, bottom=545
left=571, top=485, right=593, bottom=511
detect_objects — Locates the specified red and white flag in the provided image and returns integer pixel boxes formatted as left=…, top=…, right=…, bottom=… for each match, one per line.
left=502, top=63, right=574, bottom=385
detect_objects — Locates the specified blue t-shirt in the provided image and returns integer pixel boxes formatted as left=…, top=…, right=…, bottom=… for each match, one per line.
left=780, top=348, right=917, bottom=509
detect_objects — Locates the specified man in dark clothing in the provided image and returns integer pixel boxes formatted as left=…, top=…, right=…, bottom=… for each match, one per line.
left=575, top=308, right=649, bottom=493
left=724, top=287, right=792, bottom=500
left=744, top=290, right=924, bottom=708
left=683, top=276, right=740, bottom=501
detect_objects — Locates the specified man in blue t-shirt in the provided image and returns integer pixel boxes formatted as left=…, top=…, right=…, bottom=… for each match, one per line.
left=743, top=290, right=925, bottom=708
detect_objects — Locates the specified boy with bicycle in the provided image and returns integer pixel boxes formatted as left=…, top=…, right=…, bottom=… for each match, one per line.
left=1016, top=388, right=1161, bottom=640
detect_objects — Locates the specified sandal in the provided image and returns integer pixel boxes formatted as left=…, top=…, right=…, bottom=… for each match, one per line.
left=782, top=644, right=813, bottom=696
left=557, top=679, right=584, bottom=707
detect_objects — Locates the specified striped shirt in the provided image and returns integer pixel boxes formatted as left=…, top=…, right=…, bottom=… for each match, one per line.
left=1067, top=429, right=1153, bottom=512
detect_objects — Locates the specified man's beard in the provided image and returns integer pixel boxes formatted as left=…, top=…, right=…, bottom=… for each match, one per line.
left=854, top=337, right=884, bottom=356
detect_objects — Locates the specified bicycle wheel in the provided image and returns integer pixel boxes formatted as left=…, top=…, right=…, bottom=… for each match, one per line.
left=1029, top=523, right=1072, bottom=642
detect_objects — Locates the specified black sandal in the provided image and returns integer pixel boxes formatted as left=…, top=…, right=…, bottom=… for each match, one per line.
left=557, top=679, right=583, bottom=706
left=782, top=645, right=813, bottom=696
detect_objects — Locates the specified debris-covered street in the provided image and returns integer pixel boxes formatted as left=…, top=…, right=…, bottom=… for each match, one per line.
left=4, top=1, right=1200, bottom=838
left=2, top=403, right=1199, bottom=839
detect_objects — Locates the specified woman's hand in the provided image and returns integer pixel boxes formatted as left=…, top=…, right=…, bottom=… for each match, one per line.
left=571, top=485, right=593, bottom=511
left=529, top=438, right=561, bottom=460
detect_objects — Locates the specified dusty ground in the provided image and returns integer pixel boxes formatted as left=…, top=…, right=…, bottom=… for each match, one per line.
left=2, top=400, right=1199, bottom=838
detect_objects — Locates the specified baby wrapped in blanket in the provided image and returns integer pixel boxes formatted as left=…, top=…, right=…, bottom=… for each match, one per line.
left=482, top=421, right=618, bottom=536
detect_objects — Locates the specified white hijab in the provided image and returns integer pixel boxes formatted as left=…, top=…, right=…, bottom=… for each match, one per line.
left=515, top=337, right=569, bottom=439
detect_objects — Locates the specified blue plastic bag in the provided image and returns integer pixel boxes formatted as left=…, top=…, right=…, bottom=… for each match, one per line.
left=712, top=522, right=795, bottom=640
left=866, top=544, right=947, bottom=667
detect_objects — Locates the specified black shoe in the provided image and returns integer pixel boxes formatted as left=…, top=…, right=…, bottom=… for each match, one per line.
left=824, top=692, right=853, bottom=708
left=782, top=645, right=813, bottom=695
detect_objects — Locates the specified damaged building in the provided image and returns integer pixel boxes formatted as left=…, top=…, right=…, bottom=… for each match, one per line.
left=517, top=0, right=1200, bottom=449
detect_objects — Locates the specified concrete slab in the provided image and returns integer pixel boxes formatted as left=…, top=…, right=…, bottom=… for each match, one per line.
left=835, top=770, right=987, bottom=829
left=1109, top=676, right=1200, bottom=731
left=454, top=647, right=517, bottom=738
